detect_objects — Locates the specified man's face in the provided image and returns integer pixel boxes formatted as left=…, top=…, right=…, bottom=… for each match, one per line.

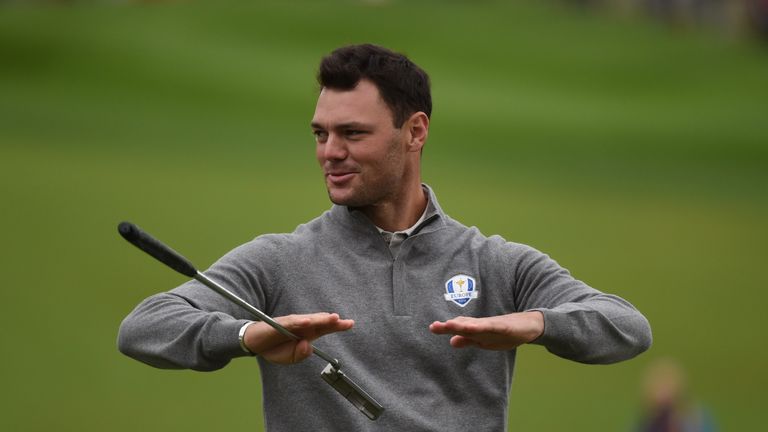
left=311, top=80, right=408, bottom=207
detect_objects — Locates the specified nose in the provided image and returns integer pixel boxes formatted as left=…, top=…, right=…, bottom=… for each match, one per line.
left=321, top=133, right=348, bottom=161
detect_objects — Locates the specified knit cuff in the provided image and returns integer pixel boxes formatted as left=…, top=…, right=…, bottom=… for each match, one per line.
left=204, top=315, right=257, bottom=360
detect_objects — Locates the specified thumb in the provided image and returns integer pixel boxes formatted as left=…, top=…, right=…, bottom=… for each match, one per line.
left=292, top=340, right=313, bottom=363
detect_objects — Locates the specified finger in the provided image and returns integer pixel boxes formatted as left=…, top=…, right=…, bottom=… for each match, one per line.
left=429, top=321, right=448, bottom=334
left=318, top=314, right=355, bottom=330
left=296, top=313, right=355, bottom=329
left=306, top=315, right=355, bottom=335
left=303, top=312, right=339, bottom=326
left=281, top=315, right=313, bottom=331
left=280, top=313, right=350, bottom=332
left=292, top=340, right=313, bottom=363
left=449, top=335, right=476, bottom=348
left=279, top=315, right=355, bottom=343
left=430, top=321, right=467, bottom=335
left=430, top=320, right=481, bottom=335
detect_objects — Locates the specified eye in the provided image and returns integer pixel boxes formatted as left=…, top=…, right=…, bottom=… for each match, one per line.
left=312, top=130, right=328, bottom=142
left=345, top=130, right=366, bottom=139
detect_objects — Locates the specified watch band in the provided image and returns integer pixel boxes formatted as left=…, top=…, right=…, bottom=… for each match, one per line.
left=238, top=321, right=256, bottom=355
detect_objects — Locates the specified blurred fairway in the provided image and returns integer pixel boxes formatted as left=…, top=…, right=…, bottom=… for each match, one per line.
left=1, top=0, right=767, bottom=430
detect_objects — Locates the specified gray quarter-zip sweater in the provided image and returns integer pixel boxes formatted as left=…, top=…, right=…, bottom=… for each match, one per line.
left=118, top=185, right=651, bottom=431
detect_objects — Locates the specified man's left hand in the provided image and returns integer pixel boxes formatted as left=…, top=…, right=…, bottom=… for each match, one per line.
left=429, top=311, right=544, bottom=350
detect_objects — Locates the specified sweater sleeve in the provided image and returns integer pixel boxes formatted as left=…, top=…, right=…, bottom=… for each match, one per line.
left=117, top=237, right=279, bottom=371
left=510, top=243, right=652, bottom=364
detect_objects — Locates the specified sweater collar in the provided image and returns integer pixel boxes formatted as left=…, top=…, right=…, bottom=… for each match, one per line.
left=328, top=184, right=447, bottom=236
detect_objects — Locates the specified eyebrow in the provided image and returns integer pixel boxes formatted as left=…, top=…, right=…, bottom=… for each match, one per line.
left=310, top=121, right=372, bottom=130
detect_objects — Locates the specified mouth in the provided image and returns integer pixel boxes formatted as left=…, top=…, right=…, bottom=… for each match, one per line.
left=326, top=172, right=357, bottom=185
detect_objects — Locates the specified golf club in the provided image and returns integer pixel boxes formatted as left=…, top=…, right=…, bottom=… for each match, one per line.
left=117, top=221, right=384, bottom=420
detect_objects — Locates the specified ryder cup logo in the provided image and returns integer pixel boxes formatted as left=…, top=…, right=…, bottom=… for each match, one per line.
left=444, top=274, right=478, bottom=307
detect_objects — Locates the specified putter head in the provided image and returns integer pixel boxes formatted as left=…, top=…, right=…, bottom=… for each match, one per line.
left=320, top=363, right=384, bottom=421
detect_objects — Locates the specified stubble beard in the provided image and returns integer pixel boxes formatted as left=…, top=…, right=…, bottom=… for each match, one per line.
left=325, top=171, right=394, bottom=208
left=325, top=133, right=405, bottom=208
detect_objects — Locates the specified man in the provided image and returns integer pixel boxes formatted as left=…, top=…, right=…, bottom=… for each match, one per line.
left=118, top=44, right=652, bottom=431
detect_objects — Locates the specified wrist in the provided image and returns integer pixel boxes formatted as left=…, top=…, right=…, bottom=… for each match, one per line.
left=524, top=310, right=545, bottom=343
left=238, top=321, right=257, bottom=355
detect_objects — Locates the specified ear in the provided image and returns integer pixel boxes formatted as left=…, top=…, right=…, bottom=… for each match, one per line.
left=405, top=112, right=429, bottom=153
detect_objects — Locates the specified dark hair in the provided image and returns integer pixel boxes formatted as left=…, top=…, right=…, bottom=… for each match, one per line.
left=317, top=44, right=432, bottom=127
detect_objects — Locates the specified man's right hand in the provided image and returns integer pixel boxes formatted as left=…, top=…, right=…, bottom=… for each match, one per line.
left=243, top=313, right=354, bottom=364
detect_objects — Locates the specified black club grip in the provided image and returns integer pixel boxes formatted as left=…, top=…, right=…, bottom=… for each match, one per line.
left=118, top=222, right=198, bottom=278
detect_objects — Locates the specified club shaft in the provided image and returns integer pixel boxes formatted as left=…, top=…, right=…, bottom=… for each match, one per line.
left=193, top=271, right=340, bottom=369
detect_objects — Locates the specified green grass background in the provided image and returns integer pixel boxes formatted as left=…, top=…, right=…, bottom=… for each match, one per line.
left=1, top=0, right=766, bottom=430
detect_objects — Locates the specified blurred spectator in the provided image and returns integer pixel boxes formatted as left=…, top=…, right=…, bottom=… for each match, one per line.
left=636, top=358, right=717, bottom=432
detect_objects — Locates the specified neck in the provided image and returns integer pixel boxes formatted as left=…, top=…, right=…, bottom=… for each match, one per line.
left=359, top=179, right=427, bottom=232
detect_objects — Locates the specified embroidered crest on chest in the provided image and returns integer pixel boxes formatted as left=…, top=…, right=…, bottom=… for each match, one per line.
left=444, top=274, right=478, bottom=307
